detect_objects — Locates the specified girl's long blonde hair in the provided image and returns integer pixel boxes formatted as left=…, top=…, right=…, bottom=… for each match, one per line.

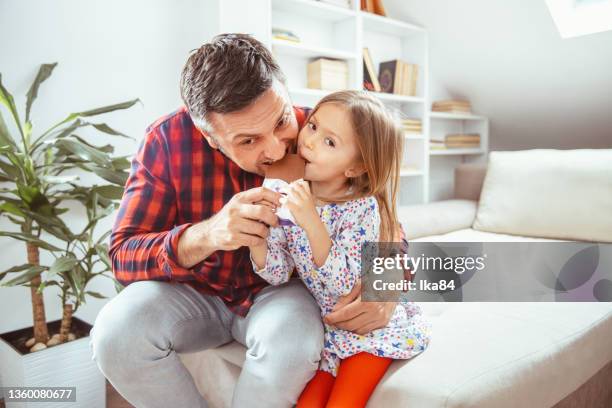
left=308, top=90, right=404, bottom=242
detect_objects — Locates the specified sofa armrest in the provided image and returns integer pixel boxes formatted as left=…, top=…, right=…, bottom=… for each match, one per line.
left=454, top=162, right=487, bottom=201
left=398, top=199, right=478, bottom=239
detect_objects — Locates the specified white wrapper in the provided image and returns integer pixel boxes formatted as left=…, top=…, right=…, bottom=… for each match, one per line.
left=262, top=178, right=297, bottom=226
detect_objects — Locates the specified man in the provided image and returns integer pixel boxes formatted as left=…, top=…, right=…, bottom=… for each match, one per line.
left=90, top=33, right=400, bottom=408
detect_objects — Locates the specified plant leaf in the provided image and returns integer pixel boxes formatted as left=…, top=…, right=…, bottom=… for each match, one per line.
left=38, top=98, right=140, bottom=140
left=41, top=175, right=80, bottom=185
left=71, top=134, right=114, bottom=153
left=1, top=265, right=47, bottom=286
left=91, top=123, right=134, bottom=139
left=0, top=73, right=25, bottom=139
left=0, top=263, right=36, bottom=281
left=85, top=290, right=107, bottom=299
left=54, top=138, right=113, bottom=167
left=95, top=243, right=112, bottom=269
left=0, top=110, right=18, bottom=152
left=0, top=231, right=63, bottom=251
left=111, top=156, right=132, bottom=170
left=96, top=229, right=112, bottom=246
left=93, top=185, right=124, bottom=200
left=0, top=158, right=21, bottom=180
left=47, top=255, right=78, bottom=278
left=0, top=202, right=26, bottom=217
left=25, top=63, right=57, bottom=123
left=80, top=163, right=128, bottom=186
left=23, top=210, right=75, bottom=242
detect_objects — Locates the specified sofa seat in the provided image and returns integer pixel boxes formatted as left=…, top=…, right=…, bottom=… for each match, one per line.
left=179, top=301, right=612, bottom=408
left=412, top=227, right=567, bottom=242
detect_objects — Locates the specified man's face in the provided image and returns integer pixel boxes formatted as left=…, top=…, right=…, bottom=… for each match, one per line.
left=203, top=81, right=298, bottom=176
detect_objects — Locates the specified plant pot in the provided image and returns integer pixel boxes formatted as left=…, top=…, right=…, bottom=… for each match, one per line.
left=0, top=317, right=105, bottom=408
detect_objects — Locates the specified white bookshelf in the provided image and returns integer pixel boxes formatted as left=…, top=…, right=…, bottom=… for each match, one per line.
left=206, top=0, right=488, bottom=205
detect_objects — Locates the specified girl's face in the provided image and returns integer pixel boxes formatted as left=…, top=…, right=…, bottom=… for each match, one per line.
left=298, top=103, right=364, bottom=183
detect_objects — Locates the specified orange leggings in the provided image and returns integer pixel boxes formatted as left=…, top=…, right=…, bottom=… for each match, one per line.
left=296, top=352, right=393, bottom=408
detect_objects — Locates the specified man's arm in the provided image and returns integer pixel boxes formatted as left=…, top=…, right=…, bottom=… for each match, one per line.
left=110, top=128, right=283, bottom=285
left=322, top=223, right=409, bottom=335
left=109, top=128, right=195, bottom=285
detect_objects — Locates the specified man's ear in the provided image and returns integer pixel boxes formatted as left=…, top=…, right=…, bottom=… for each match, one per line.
left=345, top=163, right=367, bottom=178
left=200, top=130, right=220, bottom=150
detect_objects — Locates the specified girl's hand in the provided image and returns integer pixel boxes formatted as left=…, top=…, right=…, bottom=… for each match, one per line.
left=284, top=179, right=319, bottom=231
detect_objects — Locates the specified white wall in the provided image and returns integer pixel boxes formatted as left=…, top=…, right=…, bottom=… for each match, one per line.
left=0, top=0, right=215, bottom=334
left=386, top=0, right=612, bottom=150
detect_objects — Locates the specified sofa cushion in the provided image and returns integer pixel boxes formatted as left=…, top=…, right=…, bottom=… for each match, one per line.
left=473, top=149, right=612, bottom=242
left=399, top=200, right=478, bottom=240
left=179, top=302, right=612, bottom=408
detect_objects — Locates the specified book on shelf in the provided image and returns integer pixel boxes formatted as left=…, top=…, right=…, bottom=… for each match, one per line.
left=445, top=142, right=480, bottom=148
left=378, top=60, right=418, bottom=96
left=432, top=99, right=472, bottom=113
left=401, top=118, right=422, bottom=134
left=429, top=140, right=447, bottom=150
left=318, top=0, right=351, bottom=9
left=272, top=27, right=300, bottom=43
left=430, top=134, right=480, bottom=149
left=445, top=133, right=480, bottom=143
left=361, top=0, right=386, bottom=16
left=363, top=48, right=381, bottom=92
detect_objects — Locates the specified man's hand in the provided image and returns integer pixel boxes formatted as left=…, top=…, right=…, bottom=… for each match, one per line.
left=324, top=282, right=397, bottom=335
left=177, top=187, right=281, bottom=268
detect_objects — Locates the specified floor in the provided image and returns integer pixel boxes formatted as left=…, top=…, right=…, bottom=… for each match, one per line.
left=0, top=381, right=133, bottom=408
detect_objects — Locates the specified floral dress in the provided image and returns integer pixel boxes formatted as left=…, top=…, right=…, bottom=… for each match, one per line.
left=251, top=195, right=432, bottom=377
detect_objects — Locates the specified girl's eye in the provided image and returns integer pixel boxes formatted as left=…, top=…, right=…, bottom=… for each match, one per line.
left=324, top=137, right=335, bottom=147
left=308, top=121, right=317, bottom=131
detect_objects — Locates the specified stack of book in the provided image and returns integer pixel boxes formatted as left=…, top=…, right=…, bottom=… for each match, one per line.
left=430, top=133, right=481, bottom=150
left=402, top=118, right=422, bottom=134
left=378, top=60, right=418, bottom=96
left=445, top=133, right=480, bottom=148
left=319, top=0, right=352, bottom=8
left=307, top=58, right=349, bottom=91
left=431, top=100, right=472, bottom=114
left=272, top=27, right=300, bottom=43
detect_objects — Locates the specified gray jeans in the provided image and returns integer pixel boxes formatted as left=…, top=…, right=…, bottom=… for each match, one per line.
left=89, top=278, right=324, bottom=408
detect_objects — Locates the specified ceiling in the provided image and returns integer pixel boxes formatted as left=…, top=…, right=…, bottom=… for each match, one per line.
left=386, top=0, right=612, bottom=150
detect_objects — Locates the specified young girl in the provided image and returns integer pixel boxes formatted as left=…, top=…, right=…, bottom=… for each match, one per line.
left=249, top=90, right=431, bottom=407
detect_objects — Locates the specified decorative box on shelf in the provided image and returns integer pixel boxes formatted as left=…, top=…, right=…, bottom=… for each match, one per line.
left=307, top=58, right=349, bottom=91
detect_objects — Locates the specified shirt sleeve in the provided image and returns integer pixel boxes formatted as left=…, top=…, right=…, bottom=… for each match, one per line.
left=250, top=226, right=294, bottom=286
left=312, top=198, right=380, bottom=298
left=109, top=127, right=194, bottom=286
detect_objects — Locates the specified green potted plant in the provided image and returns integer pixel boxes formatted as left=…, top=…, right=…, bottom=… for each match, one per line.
left=0, top=63, right=138, bottom=407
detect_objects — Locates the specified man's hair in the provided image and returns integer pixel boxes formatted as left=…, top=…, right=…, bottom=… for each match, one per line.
left=180, top=33, right=285, bottom=132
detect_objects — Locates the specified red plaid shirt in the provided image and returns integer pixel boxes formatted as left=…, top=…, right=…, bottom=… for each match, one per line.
left=110, top=106, right=311, bottom=316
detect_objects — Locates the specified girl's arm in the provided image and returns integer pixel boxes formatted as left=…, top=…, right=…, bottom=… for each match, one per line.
left=307, top=198, right=380, bottom=298
left=249, top=226, right=295, bottom=286
left=285, top=180, right=380, bottom=298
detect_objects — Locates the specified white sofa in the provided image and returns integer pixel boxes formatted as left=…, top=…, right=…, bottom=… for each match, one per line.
left=179, top=149, right=612, bottom=407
